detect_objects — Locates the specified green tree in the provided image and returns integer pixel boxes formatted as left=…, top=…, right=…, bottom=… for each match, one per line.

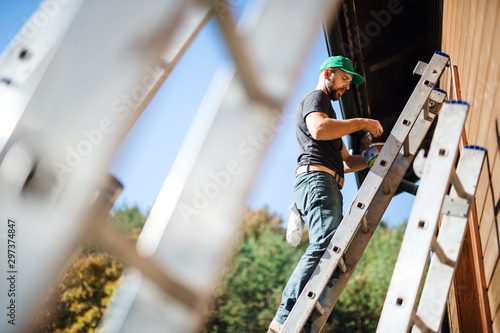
left=204, top=207, right=308, bottom=332
left=204, top=210, right=405, bottom=333
left=109, top=205, right=148, bottom=234
left=32, top=206, right=147, bottom=333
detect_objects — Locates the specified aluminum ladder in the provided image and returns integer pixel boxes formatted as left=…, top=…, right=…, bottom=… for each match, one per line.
left=376, top=101, right=486, bottom=332
left=280, top=51, right=451, bottom=333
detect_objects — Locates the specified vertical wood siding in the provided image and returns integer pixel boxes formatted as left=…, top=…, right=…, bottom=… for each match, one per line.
left=442, top=0, right=500, bottom=331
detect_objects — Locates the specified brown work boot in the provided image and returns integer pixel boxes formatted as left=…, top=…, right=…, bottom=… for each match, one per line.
left=267, top=319, right=282, bottom=333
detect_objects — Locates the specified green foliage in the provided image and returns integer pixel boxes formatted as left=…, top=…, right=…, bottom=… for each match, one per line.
left=204, top=207, right=309, bottom=332
left=326, top=223, right=405, bottom=332
left=204, top=211, right=405, bottom=333
left=34, top=254, right=124, bottom=333
left=109, top=206, right=147, bottom=234
left=32, top=206, right=146, bottom=333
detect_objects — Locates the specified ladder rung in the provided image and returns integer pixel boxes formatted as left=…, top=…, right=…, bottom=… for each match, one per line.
left=382, top=178, right=391, bottom=194
left=361, top=216, right=368, bottom=233
left=431, top=237, right=455, bottom=267
left=314, top=301, right=326, bottom=317
left=423, top=101, right=430, bottom=120
left=412, top=315, right=433, bottom=333
left=450, top=167, right=471, bottom=200
left=403, top=136, right=410, bottom=157
left=338, top=256, right=347, bottom=274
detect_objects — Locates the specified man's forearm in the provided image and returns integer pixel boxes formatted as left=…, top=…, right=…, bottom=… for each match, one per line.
left=343, top=154, right=368, bottom=173
left=314, top=118, right=368, bottom=140
left=306, top=112, right=383, bottom=140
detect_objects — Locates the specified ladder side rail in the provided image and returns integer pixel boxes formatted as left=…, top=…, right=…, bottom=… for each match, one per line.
left=376, top=101, right=469, bottom=333
left=280, top=53, right=450, bottom=333
left=101, top=1, right=343, bottom=332
left=412, top=147, right=486, bottom=333
left=311, top=107, right=440, bottom=332
left=0, top=0, right=85, bottom=154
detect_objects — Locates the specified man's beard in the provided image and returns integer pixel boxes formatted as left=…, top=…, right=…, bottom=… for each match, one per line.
left=326, top=82, right=344, bottom=101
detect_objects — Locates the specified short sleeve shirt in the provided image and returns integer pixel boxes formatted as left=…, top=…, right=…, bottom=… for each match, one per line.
left=295, top=90, right=344, bottom=178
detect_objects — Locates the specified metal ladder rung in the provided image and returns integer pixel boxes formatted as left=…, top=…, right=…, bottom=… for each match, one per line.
left=450, top=167, right=471, bottom=200
left=413, top=315, right=433, bottom=332
left=403, top=136, right=410, bottom=157
left=314, top=301, right=326, bottom=317
left=431, top=236, right=456, bottom=267
left=360, top=216, right=369, bottom=233
left=338, top=256, right=348, bottom=274
left=382, top=178, right=391, bottom=194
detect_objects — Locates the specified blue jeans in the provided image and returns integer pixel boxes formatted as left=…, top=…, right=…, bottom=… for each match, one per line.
left=275, top=171, right=343, bottom=333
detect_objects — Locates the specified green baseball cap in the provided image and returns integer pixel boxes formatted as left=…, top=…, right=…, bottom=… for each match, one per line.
left=319, top=56, right=364, bottom=85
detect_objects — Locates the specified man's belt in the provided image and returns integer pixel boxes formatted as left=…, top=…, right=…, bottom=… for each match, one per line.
left=296, top=164, right=344, bottom=189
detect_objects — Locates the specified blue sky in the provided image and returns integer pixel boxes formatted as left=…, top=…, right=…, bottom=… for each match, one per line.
left=0, top=1, right=415, bottom=227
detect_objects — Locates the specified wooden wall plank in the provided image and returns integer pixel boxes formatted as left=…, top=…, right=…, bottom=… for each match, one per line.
left=464, top=0, right=487, bottom=104
left=442, top=0, right=451, bottom=54
left=467, top=0, right=499, bottom=143
left=476, top=11, right=500, bottom=146
left=447, top=285, right=460, bottom=333
left=456, top=0, right=470, bottom=90
left=460, top=0, right=474, bottom=95
left=494, top=303, right=500, bottom=333
left=479, top=153, right=498, bottom=254
left=469, top=201, right=495, bottom=333
left=489, top=264, right=500, bottom=327
left=454, top=226, right=488, bottom=333
left=449, top=0, right=459, bottom=62
left=494, top=312, right=500, bottom=333
left=477, top=163, right=490, bottom=224
left=484, top=115, right=500, bottom=165
left=441, top=0, right=500, bottom=331
left=484, top=228, right=499, bottom=286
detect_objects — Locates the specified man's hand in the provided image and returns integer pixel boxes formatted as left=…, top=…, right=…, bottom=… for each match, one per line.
left=364, top=119, right=383, bottom=137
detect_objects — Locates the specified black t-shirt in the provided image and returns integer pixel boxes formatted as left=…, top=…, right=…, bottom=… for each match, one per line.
left=295, top=90, right=344, bottom=178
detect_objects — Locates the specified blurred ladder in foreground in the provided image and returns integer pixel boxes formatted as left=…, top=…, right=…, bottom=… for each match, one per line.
left=376, top=101, right=486, bottom=332
left=281, top=52, right=451, bottom=333
left=0, top=1, right=202, bottom=332
left=0, top=0, right=339, bottom=332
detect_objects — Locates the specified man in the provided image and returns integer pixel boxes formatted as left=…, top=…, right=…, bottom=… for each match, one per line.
left=268, top=56, right=383, bottom=333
